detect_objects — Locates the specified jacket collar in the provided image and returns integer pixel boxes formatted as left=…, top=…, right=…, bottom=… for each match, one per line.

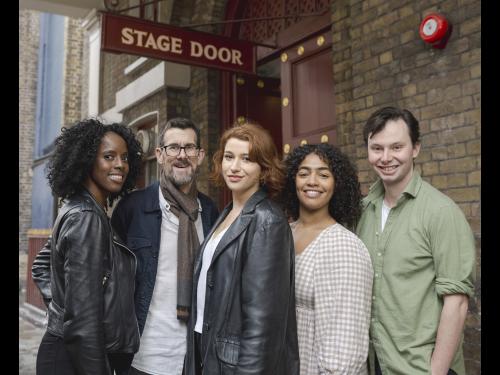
left=143, top=181, right=162, bottom=213
left=78, top=187, right=108, bottom=216
left=195, top=188, right=268, bottom=271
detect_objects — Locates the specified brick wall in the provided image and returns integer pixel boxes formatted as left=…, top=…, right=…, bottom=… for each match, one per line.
left=188, top=0, right=225, bottom=204
left=19, top=10, right=40, bottom=254
left=80, top=26, right=89, bottom=117
left=332, top=1, right=481, bottom=373
left=20, top=11, right=84, bottom=255
left=95, top=0, right=481, bottom=369
left=62, top=17, right=84, bottom=126
left=97, top=0, right=226, bottom=202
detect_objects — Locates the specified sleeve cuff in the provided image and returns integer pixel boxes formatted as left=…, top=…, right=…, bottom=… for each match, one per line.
left=435, top=277, right=474, bottom=298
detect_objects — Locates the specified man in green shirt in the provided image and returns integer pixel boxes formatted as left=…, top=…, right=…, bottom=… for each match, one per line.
left=356, top=106, right=476, bottom=375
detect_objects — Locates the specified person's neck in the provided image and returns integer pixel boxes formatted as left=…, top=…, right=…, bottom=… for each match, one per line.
left=82, top=183, right=108, bottom=211
left=297, top=208, right=336, bottom=229
left=231, top=187, right=259, bottom=212
left=382, top=170, right=414, bottom=208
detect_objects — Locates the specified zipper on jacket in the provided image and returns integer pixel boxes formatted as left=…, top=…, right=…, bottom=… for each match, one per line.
left=102, top=271, right=111, bottom=286
left=113, top=236, right=141, bottom=339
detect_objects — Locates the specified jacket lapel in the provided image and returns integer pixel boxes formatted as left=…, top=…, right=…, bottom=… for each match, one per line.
left=193, top=204, right=231, bottom=275
left=209, top=213, right=252, bottom=266
left=209, top=189, right=267, bottom=267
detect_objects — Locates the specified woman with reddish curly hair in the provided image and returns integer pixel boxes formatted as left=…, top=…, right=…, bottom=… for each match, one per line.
left=184, top=120, right=299, bottom=375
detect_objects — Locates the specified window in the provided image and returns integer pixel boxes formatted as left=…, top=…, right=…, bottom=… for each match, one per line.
left=130, top=113, right=159, bottom=189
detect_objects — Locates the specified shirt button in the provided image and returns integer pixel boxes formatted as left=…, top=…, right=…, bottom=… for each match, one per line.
left=372, top=296, right=376, bottom=300
left=375, top=273, right=379, bottom=278
left=377, top=252, right=382, bottom=256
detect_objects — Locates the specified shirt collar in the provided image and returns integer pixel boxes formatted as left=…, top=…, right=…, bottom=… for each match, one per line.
left=364, top=171, right=423, bottom=205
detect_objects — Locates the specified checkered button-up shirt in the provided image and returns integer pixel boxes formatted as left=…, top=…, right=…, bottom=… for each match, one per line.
left=292, top=223, right=373, bottom=375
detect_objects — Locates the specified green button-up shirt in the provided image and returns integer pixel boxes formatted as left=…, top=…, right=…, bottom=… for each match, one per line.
left=356, top=172, right=476, bottom=375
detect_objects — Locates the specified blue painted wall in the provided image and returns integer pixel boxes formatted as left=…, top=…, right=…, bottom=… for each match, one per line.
left=34, top=13, right=65, bottom=158
left=31, top=162, right=54, bottom=229
left=31, top=13, right=65, bottom=228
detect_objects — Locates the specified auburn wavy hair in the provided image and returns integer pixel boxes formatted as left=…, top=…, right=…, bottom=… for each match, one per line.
left=210, top=120, right=285, bottom=200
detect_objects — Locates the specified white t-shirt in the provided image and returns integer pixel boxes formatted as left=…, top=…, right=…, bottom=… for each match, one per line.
left=381, top=199, right=391, bottom=231
left=131, top=188, right=204, bottom=375
left=194, top=226, right=229, bottom=333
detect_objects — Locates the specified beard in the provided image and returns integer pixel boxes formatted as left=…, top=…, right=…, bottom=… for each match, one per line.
left=164, top=159, right=199, bottom=188
left=169, top=171, right=194, bottom=187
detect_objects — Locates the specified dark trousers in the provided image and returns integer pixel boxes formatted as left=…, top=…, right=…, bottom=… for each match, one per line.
left=374, top=351, right=458, bottom=375
left=36, top=331, right=133, bottom=375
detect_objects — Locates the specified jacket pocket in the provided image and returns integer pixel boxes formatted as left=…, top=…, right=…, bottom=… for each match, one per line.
left=215, top=336, right=240, bottom=374
left=128, top=236, right=152, bottom=250
left=46, top=300, right=65, bottom=337
left=127, top=236, right=152, bottom=276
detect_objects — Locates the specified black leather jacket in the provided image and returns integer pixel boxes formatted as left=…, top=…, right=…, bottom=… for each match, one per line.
left=31, top=189, right=140, bottom=375
left=185, top=189, right=300, bottom=375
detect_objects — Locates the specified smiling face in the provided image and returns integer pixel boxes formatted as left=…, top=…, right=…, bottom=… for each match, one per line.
left=222, top=137, right=262, bottom=202
left=155, top=127, right=205, bottom=193
left=367, top=118, right=420, bottom=193
left=295, top=153, right=335, bottom=215
left=84, top=131, right=129, bottom=207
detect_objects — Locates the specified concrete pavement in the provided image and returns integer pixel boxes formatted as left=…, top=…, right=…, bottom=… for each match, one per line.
left=19, top=252, right=46, bottom=375
left=19, top=311, right=45, bottom=375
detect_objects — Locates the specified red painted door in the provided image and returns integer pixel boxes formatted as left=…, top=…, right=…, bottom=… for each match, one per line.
left=280, top=30, right=336, bottom=155
left=233, top=74, right=283, bottom=155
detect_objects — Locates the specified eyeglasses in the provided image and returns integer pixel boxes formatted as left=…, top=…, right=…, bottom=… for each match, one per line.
left=160, top=144, right=199, bottom=157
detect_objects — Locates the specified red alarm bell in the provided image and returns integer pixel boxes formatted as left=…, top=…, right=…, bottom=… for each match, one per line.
left=419, top=13, right=452, bottom=49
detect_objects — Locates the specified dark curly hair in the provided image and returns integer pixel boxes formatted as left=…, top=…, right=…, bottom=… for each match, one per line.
left=284, top=144, right=362, bottom=230
left=46, top=118, right=143, bottom=206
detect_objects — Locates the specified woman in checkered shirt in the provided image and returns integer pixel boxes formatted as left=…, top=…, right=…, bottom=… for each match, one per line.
left=284, top=144, right=374, bottom=375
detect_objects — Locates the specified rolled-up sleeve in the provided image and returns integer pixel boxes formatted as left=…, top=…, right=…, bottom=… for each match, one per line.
left=430, top=204, right=476, bottom=298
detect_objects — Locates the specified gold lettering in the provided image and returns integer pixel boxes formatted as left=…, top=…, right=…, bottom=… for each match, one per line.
left=135, top=30, right=148, bottom=47
left=171, top=37, right=183, bottom=54
left=190, top=41, right=203, bottom=57
left=218, top=47, right=231, bottom=63
left=232, top=50, right=243, bottom=66
left=156, top=35, right=170, bottom=52
left=144, top=33, right=158, bottom=50
left=204, top=44, right=217, bottom=60
left=121, top=27, right=134, bottom=45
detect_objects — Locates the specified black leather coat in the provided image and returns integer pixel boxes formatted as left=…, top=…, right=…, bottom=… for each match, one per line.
left=31, top=189, right=140, bottom=375
left=185, top=189, right=300, bottom=375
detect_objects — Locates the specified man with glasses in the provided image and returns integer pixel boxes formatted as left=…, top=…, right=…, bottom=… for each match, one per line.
left=112, top=118, right=219, bottom=375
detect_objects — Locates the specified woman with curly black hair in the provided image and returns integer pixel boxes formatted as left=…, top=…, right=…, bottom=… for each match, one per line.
left=284, top=143, right=373, bottom=375
left=33, top=118, right=142, bottom=375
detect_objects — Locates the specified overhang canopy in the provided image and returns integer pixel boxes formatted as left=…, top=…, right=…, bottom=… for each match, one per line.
left=19, top=0, right=103, bottom=18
